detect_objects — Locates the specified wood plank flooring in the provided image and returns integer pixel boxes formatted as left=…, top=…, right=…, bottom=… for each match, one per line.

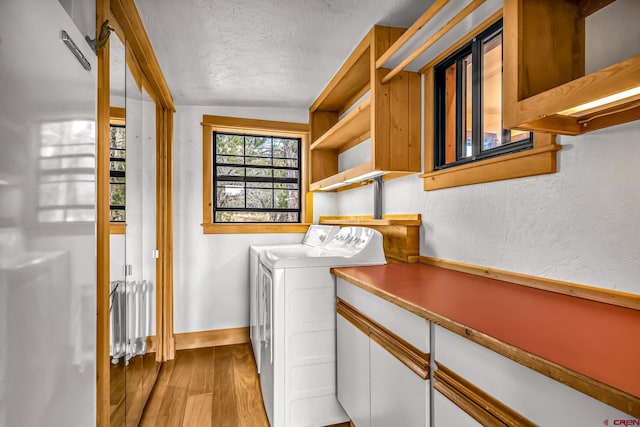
left=140, top=343, right=352, bottom=427
left=140, top=344, right=268, bottom=427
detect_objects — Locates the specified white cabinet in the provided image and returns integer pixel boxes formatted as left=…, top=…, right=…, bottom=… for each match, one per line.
left=337, top=315, right=370, bottom=427
left=336, top=278, right=430, bottom=427
left=370, top=340, right=429, bottom=427
left=434, top=326, right=632, bottom=426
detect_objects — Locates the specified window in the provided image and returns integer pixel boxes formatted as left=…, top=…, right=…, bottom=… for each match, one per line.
left=434, top=20, right=531, bottom=169
left=421, top=18, right=560, bottom=191
left=201, top=115, right=311, bottom=234
left=109, top=123, right=126, bottom=222
left=213, top=131, right=301, bottom=223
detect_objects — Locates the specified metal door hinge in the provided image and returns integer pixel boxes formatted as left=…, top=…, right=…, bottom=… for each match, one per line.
left=152, top=250, right=160, bottom=259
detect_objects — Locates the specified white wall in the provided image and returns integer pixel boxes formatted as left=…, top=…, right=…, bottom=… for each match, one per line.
left=173, top=105, right=329, bottom=333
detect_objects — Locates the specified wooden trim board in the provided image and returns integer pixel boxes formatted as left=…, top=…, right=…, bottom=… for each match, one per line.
left=418, top=256, right=640, bottom=311
left=174, top=327, right=250, bottom=351
left=96, top=1, right=111, bottom=426
left=110, top=0, right=175, bottom=110
left=434, top=363, right=536, bottom=426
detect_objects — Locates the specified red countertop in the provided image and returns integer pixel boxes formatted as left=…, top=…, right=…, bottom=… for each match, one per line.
left=331, top=263, right=640, bottom=401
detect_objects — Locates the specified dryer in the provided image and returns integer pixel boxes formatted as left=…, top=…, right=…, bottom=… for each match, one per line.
left=257, top=227, right=386, bottom=427
left=248, top=224, right=338, bottom=372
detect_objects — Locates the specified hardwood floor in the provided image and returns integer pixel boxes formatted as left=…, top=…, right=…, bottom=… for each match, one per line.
left=140, top=344, right=269, bottom=427
left=140, top=343, right=352, bottom=427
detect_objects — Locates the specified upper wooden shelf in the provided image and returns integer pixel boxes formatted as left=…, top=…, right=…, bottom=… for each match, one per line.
left=310, top=43, right=370, bottom=113
left=374, top=0, right=502, bottom=81
left=310, top=97, right=371, bottom=151
left=503, top=0, right=640, bottom=135
left=309, top=25, right=422, bottom=190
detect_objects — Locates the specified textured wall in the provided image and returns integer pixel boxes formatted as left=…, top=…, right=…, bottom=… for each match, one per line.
left=172, top=105, right=336, bottom=333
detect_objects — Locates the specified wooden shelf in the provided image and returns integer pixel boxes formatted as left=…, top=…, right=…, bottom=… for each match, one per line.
left=319, top=214, right=422, bottom=226
left=374, top=0, right=502, bottom=77
left=310, top=45, right=370, bottom=113
left=309, top=25, right=422, bottom=189
left=309, top=162, right=373, bottom=192
left=310, top=97, right=371, bottom=151
left=503, top=0, right=640, bottom=135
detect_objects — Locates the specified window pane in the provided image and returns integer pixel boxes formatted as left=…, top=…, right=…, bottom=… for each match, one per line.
left=246, top=168, right=272, bottom=179
left=215, top=211, right=299, bottom=223
left=110, top=183, right=125, bottom=207
left=216, top=155, right=244, bottom=165
left=216, top=181, right=245, bottom=208
left=110, top=209, right=125, bottom=222
left=275, top=189, right=299, bottom=209
left=482, top=33, right=505, bottom=151
left=273, top=138, right=298, bottom=159
left=461, top=54, right=473, bottom=159
left=444, top=63, right=456, bottom=164
left=246, top=188, right=273, bottom=209
left=217, top=166, right=244, bottom=177
left=216, top=134, right=244, bottom=156
left=246, top=136, right=272, bottom=157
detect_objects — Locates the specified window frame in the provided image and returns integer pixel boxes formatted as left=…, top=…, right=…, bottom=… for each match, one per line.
left=201, top=115, right=311, bottom=234
left=420, top=15, right=561, bottom=191
left=212, top=130, right=302, bottom=224
left=109, top=107, right=126, bottom=234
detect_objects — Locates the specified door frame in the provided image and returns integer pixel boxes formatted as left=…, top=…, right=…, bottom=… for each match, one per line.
left=96, top=0, right=176, bottom=425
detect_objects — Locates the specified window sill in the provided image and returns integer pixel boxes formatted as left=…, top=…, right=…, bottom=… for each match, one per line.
left=420, top=142, right=562, bottom=191
left=110, top=222, right=125, bottom=234
left=202, top=223, right=312, bottom=234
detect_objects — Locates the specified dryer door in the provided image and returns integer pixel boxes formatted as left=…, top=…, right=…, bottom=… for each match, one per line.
left=259, top=264, right=275, bottom=426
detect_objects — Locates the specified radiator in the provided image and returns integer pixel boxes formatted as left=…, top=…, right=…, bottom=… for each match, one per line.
left=110, top=280, right=152, bottom=363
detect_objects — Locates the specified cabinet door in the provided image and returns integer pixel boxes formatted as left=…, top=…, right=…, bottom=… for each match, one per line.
left=370, top=340, right=429, bottom=427
left=433, top=389, right=482, bottom=427
left=337, top=314, right=370, bottom=427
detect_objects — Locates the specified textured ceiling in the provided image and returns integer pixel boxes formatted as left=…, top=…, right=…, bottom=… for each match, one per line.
left=135, top=0, right=433, bottom=108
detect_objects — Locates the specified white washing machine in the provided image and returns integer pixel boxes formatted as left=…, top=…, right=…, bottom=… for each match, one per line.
left=257, top=227, right=386, bottom=427
left=248, top=224, right=339, bottom=373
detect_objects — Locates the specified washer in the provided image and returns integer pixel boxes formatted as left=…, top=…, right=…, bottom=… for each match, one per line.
left=248, top=224, right=339, bottom=372
left=257, top=226, right=386, bottom=427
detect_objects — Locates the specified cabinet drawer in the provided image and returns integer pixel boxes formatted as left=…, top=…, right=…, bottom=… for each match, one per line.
left=434, top=326, right=632, bottom=425
left=337, top=277, right=429, bottom=352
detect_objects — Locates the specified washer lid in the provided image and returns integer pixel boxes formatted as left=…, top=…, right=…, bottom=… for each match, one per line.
left=260, top=227, right=386, bottom=269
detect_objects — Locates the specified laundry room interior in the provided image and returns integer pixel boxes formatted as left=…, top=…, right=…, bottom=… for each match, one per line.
left=0, top=0, right=639, bottom=426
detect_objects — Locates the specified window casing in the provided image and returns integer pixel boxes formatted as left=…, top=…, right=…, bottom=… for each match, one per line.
left=434, top=20, right=532, bottom=170
left=212, top=131, right=301, bottom=223
left=201, top=115, right=311, bottom=234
